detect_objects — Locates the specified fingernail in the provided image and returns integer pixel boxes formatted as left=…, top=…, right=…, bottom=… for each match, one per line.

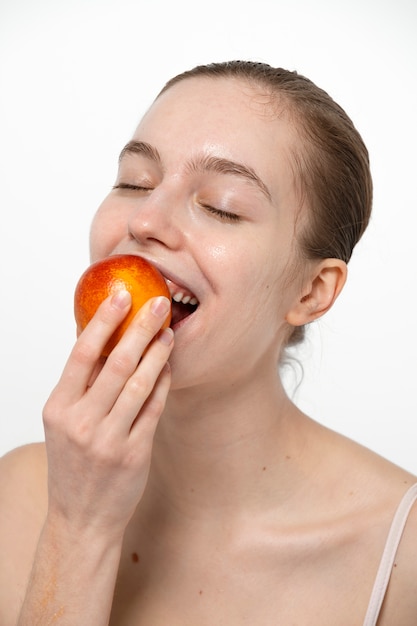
left=151, top=296, right=171, bottom=318
left=111, top=289, right=131, bottom=309
left=159, top=327, right=174, bottom=346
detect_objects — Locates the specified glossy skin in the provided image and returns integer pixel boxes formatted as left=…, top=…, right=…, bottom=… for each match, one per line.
left=0, top=76, right=416, bottom=626
left=92, top=77, right=340, bottom=393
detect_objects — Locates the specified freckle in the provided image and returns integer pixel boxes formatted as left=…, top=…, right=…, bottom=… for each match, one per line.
left=262, top=466, right=267, bottom=471
left=285, top=455, right=291, bottom=460
left=199, top=590, right=203, bottom=595
left=131, top=552, right=140, bottom=563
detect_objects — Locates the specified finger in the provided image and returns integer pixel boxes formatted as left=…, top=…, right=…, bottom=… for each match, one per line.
left=115, top=295, right=172, bottom=356
left=104, top=326, right=174, bottom=435
left=131, top=360, right=172, bottom=435
left=56, top=290, right=132, bottom=403
left=115, top=362, right=171, bottom=444
left=87, top=296, right=172, bottom=414
left=86, top=357, right=107, bottom=388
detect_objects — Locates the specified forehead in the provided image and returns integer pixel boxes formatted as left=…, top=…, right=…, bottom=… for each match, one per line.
left=138, top=76, right=291, bottom=144
left=129, top=77, right=303, bottom=213
left=132, top=77, right=300, bottom=198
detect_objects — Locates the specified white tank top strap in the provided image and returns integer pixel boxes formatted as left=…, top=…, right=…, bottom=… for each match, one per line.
left=363, top=482, right=417, bottom=626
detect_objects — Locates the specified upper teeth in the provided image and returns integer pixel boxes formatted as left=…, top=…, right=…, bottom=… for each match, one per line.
left=172, top=291, right=198, bottom=306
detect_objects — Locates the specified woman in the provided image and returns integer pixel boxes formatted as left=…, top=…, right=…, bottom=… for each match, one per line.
left=1, top=60, right=416, bottom=625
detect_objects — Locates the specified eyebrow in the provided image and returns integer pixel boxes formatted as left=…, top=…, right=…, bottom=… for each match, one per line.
left=186, top=154, right=272, bottom=201
left=118, top=140, right=271, bottom=201
left=119, top=140, right=161, bottom=164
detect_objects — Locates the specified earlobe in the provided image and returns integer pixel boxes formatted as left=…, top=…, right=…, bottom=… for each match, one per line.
left=285, top=259, right=347, bottom=327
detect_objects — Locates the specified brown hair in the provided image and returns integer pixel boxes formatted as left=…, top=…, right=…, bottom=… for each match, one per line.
left=158, top=60, right=373, bottom=345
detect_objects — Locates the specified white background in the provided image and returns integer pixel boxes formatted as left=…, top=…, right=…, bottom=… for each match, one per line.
left=0, top=0, right=416, bottom=472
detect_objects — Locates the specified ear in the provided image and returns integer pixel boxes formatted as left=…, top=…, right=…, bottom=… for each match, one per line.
left=285, top=259, right=347, bottom=327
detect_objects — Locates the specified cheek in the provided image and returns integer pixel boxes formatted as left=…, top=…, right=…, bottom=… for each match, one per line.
left=207, top=237, right=277, bottom=315
left=206, top=243, right=227, bottom=261
left=221, top=236, right=298, bottom=325
left=89, top=202, right=128, bottom=262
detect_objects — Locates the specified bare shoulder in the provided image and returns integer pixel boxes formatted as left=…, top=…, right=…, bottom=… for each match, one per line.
left=378, top=480, right=417, bottom=624
left=0, top=441, right=48, bottom=511
left=0, top=443, right=48, bottom=624
left=324, top=429, right=417, bottom=624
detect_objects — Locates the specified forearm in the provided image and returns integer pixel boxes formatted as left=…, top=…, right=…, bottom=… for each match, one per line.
left=16, top=295, right=173, bottom=624
left=17, top=518, right=123, bottom=626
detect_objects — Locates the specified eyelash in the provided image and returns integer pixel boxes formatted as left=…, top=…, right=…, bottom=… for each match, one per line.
left=113, top=185, right=240, bottom=223
left=200, top=203, right=240, bottom=223
left=113, top=183, right=152, bottom=192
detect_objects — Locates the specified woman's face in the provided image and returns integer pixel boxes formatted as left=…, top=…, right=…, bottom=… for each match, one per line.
left=90, top=77, right=307, bottom=391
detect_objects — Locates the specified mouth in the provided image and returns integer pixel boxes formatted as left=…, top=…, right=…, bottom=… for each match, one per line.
left=165, top=278, right=199, bottom=328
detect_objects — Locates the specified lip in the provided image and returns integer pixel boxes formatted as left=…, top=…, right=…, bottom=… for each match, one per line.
left=125, top=253, right=200, bottom=330
left=134, top=254, right=199, bottom=302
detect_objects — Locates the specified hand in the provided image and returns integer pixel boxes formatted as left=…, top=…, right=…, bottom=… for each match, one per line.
left=42, top=290, right=173, bottom=539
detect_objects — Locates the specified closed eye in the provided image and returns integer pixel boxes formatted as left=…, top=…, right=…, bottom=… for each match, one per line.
left=201, top=203, right=240, bottom=223
left=113, top=183, right=153, bottom=192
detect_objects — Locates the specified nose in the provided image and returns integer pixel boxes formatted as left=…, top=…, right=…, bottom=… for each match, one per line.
left=127, top=188, right=184, bottom=251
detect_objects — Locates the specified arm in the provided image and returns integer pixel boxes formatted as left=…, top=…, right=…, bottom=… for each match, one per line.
left=17, top=521, right=122, bottom=625
left=16, top=291, right=173, bottom=625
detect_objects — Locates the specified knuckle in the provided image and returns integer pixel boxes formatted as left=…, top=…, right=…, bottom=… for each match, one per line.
left=89, top=435, right=122, bottom=466
left=107, top=352, right=137, bottom=377
left=144, top=395, right=166, bottom=420
left=125, top=371, right=153, bottom=399
left=72, top=339, right=100, bottom=366
left=66, top=416, right=95, bottom=449
left=42, top=391, right=66, bottom=428
left=42, top=400, right=58, bottom=428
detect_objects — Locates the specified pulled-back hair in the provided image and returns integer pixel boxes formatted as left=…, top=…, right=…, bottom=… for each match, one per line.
left=158, top=60, right=373, bottom=345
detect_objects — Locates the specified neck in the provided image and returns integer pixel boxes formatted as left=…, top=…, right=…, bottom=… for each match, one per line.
left=139, top=373, right=313, bottom=527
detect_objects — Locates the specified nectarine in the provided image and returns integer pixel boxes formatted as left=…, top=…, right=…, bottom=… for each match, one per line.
left=74, top=254, right=172, bottom=356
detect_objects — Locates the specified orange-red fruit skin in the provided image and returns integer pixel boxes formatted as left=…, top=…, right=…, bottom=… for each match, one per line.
left=74, top=254, right=172, bottom=356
